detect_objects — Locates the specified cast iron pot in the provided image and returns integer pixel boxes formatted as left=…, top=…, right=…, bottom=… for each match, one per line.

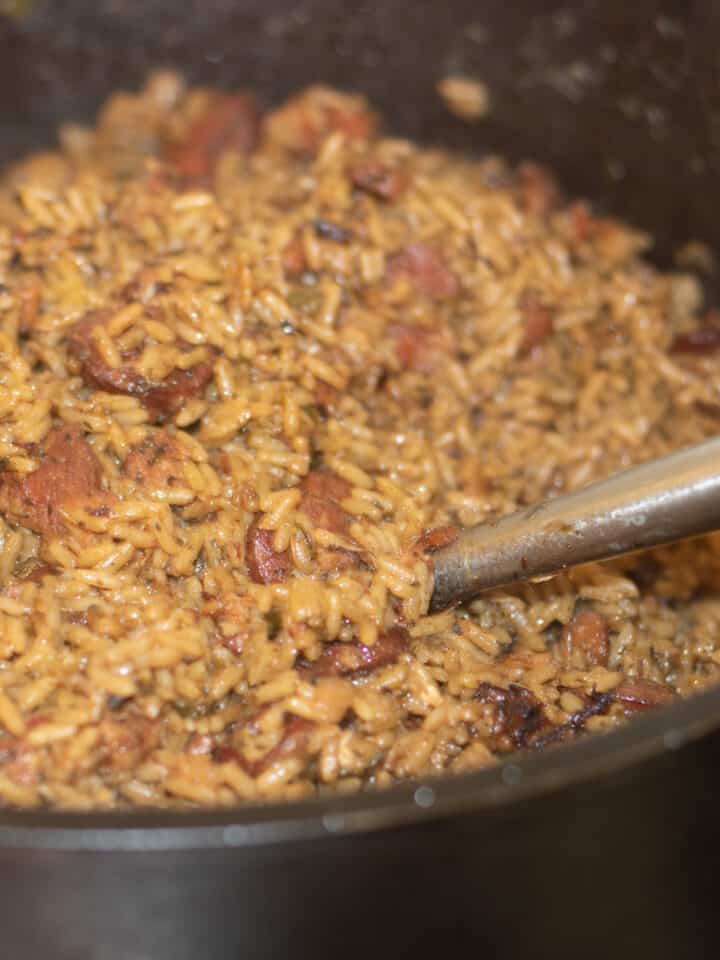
left=0, top=2, right=719, bottom=958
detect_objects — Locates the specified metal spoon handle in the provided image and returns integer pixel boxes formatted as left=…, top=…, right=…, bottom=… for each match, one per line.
left=430, top=436, right=720, bottom=611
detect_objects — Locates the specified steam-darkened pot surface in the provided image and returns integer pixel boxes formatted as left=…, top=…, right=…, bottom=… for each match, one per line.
left=0, top=2, right=718, bottom=958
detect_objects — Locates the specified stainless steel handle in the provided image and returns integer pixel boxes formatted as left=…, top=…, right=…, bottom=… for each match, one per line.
left=430, top=436, right=720, bottom=611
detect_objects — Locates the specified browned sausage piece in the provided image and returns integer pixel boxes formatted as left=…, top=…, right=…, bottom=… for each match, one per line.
left=614, top=678, right=676, bottom=713
left=142, top=361, right=216, bottom=421
left=304, top=626, right=409, bottom=678
left=474, top=682, right=549, bottom=751
left=299, top=469, right=352, bottom=536
left=252, top=717, right=314, bottom=775
left=314, top=547, right=363, bottom=575
left=99, top=712, right=160, bottom=774
left=0, top=735, right=38, bottom=787
left=520, top=295, right=555, bottom=354
left=265, top=87, right=378, bottom=156
left=124, top=432, right=186, bottom=491
left=281, top=236, right=307, bottom=278
left=671, top=323, right=720, bottom=355
left=68, top=312, right=144, bottom=395
left=245, top=517, right=292, bottom=584
left=387, top=244, right=460, bottom=300
left=561, top=610, right=610, bottom=668
left=16, top=562, right=57, bottom=583
left=313, top=380, right=339, bottom=415
left=387, top=324, right=442, bottom=373
left=349, top=160, right=405, bottom=202
left=530, top=690, right=614, bottom=749
left=67, top=312, right=215, bottom=423
left=164, top=92, right=261, bottom=184
left=0, top=425, right=106, bottom=536
left=517, top=163, right=560, bottom=217
left=416, top=525, right=459, bottom=554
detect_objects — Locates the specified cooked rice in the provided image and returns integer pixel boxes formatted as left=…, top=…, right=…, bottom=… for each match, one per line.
left=0, top=73, right=717, bottom=809
left=437, top=75, right=491, bottom=121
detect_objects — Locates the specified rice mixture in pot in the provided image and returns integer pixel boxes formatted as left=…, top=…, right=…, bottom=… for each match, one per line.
left=0, top=73, right=718, bottom=809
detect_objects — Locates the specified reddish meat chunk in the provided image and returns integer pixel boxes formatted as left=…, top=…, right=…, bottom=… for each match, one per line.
left=315, top=547, right=363, bottom=574
left=561, top=610, right=610, bottom=668
left=281, top=236, right=306, bottom=277
left=695, top=400, right=720, bottom=419
left=416, top=525, right=459, bottom=554
left=266, top=86, right=377, bottom=155
left=520, top=295, right=554, bottom=354
left=0, top=425, right=106, bottom=536
left=302, top=469, right=351, bottom=503
left=124, top=432, right=186, bottom=491
left=16, top=562, right=56, bottom=583
left=0, top=735, right=38, bottom=787
left=349, top=160, right=405, bottom=202
left=569, top=202, right=593, bottom=244
left=360, top=627, right=409, bottom=670
left=252, top=717, right=314, bottom=775
left=530, top=690, right=614, bottom=749
left=387, top=323, right=442, bottom=373
left=474, top=682, right=549, bottom=751
left=304, top=626, right=409, bottom=678
left=67, top=312, right=215, bottom=422
left=99, top=712, right=159, bottom=774
left=68, top=312, right=146, bottom=395
left=386, top=244, right=460, bottom=300
left=16, top=282, right=41, bottom=334
left=568, top=203, right=640, bottom=262
left=671, top=313, right=720, bottom=355
left=517, top=163, right=560, bottom=217
left=314, top=380, right=338, bottom=414
left=222, top=633, right=245, bottom=656
left=245, top=517, right=292, bottom=584
left=614, top=679, right=676, bottom=713
left=164, top=92, right=261, bottom=184
left=671, top=327, right=720, bottom=354
left=299, top=469, right=352, bottom=536
left=142, top=362, right=216, bottom=420
left=300, top=496, right=348, bottom=536
left=212, top=744, right=245, bottom=766
left=214, top=716, right=315, bottom=776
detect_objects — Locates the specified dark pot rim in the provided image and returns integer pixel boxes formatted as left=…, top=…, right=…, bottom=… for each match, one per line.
left=0, top=680, right=717, bottom=852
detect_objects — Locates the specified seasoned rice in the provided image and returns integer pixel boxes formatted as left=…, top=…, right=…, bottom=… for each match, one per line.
left=0, top=73, right=717, bottom=809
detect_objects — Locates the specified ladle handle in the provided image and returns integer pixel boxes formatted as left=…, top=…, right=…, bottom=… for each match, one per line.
left=430, top=436, right=720, bottom=611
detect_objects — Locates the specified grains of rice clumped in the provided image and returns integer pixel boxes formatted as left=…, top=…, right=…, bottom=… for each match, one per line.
left=0, top=73, right=716, bottom=809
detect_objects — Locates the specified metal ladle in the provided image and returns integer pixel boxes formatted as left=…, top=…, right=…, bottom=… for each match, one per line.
left=430, top=436, right=720, bottom=611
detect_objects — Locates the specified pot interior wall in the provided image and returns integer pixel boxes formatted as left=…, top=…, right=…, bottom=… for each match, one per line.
left=0, top=0, right=718, bottom=278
